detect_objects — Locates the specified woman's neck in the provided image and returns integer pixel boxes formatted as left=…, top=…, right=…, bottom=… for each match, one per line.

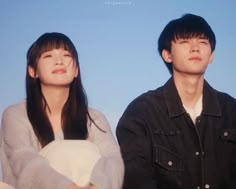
left=41, top=85, right=70, bottom=134
left=41, top=85, right=70, bottom=114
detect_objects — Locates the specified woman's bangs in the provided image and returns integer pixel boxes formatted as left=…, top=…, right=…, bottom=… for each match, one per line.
left=39, top=39, right=72, bottom=54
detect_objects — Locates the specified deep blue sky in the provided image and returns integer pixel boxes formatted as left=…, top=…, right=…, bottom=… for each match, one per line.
left=0, top=0, right=236, bottom=135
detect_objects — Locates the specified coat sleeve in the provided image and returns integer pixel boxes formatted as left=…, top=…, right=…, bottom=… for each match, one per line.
left=1, top=105, right=72, bottom=189
left=116, top=100, right=157, bottom=189
left=88, top=109, right=124, bottom=189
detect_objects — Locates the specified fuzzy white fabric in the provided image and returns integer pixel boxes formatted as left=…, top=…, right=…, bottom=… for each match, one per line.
left=40, top=140, right=101, bottom=187
left=1, top=102, right=124, bottom=189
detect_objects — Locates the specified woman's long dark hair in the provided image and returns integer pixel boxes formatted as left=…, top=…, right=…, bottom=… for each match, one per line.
left=26, top=32, right=91, bottom=147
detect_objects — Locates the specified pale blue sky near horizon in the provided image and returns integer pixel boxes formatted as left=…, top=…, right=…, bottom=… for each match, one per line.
left=0, top=0, right=236, bottom=181
left=0, top=0, right=236, bottom=133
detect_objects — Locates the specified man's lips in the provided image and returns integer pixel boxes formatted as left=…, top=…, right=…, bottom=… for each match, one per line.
left=52, top=69, right=66, bottom=74
left=189, top=57, right=202, bottom=61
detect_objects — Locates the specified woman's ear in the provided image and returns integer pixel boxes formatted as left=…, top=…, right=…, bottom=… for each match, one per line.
left=74, top=67, right=79, bottom=78
left=28, top=66, right=38, bottom=78
left=162, top=49, right=172, bottom=63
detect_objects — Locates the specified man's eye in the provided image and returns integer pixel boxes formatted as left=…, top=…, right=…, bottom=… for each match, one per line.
left=200, top=40, right=208, bottom=44
left=179, top=40, right=188, bottom=43
left=64, top=54, right=72, bottom=57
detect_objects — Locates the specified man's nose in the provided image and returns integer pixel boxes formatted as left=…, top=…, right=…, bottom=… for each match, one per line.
left=190, top=41, right=200, bottom=52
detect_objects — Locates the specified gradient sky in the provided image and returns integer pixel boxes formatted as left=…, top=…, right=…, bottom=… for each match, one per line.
left=0, top=0, right=236, bottom=134
left=0, top=0, right=236, bottom=180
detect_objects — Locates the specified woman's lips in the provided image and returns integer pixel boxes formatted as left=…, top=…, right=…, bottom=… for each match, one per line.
left=52, top=69, right=66, bottom=74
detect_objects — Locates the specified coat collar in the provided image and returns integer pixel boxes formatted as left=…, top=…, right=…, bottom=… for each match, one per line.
left=163, top=77, right=222, bottom=118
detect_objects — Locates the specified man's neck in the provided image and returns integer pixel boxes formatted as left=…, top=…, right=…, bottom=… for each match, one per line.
left=173, top=73, right=204, bottom=109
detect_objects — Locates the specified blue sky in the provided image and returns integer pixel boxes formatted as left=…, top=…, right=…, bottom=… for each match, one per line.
left=0, top=0, right=236, bottom=135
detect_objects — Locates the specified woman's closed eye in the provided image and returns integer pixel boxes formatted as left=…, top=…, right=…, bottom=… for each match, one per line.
left=64, top=53, right=72, bottom=57
left=41, top=52, right=53, bottom=59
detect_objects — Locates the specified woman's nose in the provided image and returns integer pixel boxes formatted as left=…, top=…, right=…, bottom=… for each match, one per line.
left=55, top=55, right=63, bottom=65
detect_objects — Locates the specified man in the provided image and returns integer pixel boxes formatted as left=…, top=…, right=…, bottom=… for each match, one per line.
left=116, top=13, right=236, bottom=189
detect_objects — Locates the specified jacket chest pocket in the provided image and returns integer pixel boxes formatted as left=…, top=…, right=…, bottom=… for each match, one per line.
left=220, top=129, right=236, bottom=144
left=150, top=127, right=185, bottom=188
left=218, top=128, right=236, bottom=160
left=152, top=128, right=183, bottom=171
left=153, top=145, right=184, bottom=188
left=153, top=145, right=184, bottom=171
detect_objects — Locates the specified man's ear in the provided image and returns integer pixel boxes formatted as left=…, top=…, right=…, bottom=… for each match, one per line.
left=162, top=49, right=172, bottom=63
left=208, top=53, right=214, bottom=65
left=28, top=66, right=38, bottom=78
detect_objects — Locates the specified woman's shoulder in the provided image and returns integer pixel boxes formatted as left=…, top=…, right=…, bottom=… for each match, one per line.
left=2, top=100, right=27, bottom=118
left=88, top=107, right=110, bottom=131
left=88, top=107, right=106, bottom=120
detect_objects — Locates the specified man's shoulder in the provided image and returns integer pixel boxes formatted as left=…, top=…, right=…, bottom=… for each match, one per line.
left=204, top=81, right=236, bottom=111
left=215, top=90, right=236, bottom=107
left=125, top=86, right=165, bottom=111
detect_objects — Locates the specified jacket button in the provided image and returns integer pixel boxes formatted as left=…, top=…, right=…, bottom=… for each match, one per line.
left=168, top=161, right=173, bottom=166
left=224, top=132, right=229, bottom=137
left=205, top=184, right=210, bottom=188
left=195, top=151, right=200, bottom=155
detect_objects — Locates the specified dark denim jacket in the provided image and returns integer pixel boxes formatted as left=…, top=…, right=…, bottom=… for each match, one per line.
left=116, top=78, right=236, bottom=189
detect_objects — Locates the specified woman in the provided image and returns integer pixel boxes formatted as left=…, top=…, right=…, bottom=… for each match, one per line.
left=1, top=32, right=124, bottom=189
left=0, top=128, right=14, bottom=189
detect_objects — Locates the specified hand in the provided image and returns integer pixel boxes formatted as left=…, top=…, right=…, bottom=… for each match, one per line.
left=88, top=184, right=98, bottom=189
left=67, top=183, right=98, bottom=189
left=67, top=183, right=79, bottom=189
left=82, top=184, right=98, bottom=189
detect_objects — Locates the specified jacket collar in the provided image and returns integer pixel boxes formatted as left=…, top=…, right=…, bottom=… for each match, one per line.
left=163, top=77, right=222, bottom=118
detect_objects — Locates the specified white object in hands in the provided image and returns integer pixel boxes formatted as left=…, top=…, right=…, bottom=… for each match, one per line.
left=40, top=140, right=101, bottom=187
